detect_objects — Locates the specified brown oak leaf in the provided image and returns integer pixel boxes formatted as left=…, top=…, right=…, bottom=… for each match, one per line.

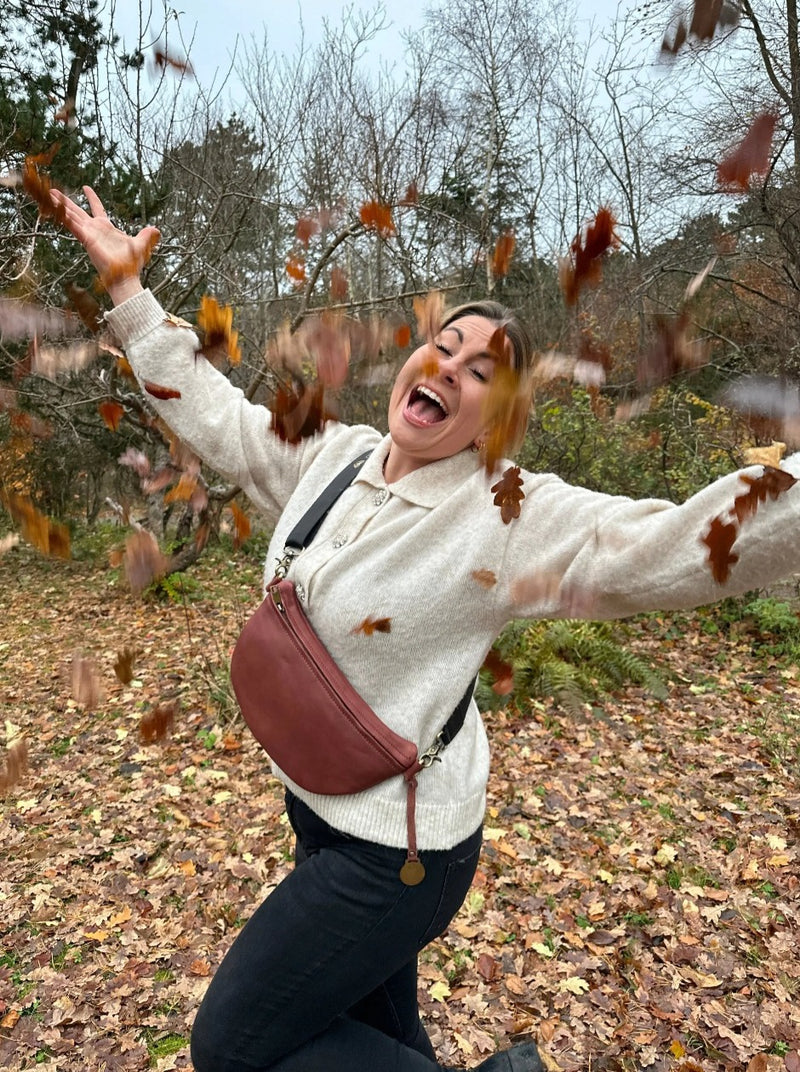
left=491, top=465, right=525, bottom=524
left=702, top=515, right=740, bottom=583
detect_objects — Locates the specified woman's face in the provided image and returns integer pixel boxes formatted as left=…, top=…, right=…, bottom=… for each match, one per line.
left=385, top=315, right=505, bottom=482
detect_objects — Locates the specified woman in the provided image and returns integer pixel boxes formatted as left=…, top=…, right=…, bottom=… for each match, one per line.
left=53, top=187, right=800, bottom=1072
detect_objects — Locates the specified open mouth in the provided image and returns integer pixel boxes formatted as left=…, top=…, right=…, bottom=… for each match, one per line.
left=405, top=384, right=449, bottom=425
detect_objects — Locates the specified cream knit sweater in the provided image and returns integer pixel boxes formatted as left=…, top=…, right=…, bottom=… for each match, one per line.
left=107, top=291, right=800, bottom=850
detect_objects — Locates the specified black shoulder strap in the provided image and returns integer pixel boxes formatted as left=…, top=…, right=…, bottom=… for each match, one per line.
left=285, top=450, right=372, bottom=551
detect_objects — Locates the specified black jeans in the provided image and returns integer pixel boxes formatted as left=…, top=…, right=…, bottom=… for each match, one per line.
left=190, top=791, right=482, bottom=1071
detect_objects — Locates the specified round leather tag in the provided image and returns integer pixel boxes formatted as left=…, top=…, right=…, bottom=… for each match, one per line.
left=399, top=859, right=426, bottom=886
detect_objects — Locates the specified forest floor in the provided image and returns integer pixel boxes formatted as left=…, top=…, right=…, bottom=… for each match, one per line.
left=1, top=536, right=799, bottom=1072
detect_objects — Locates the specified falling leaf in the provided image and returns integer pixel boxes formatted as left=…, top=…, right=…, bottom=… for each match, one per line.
left=399, top=182, right=418, bottom=206
left=71, top=651, right=103, bottom=709
left=99, top=400, right=125, bottom=432
left=718, top=111, right=778, bottom=193
left=731, top=466, right=797, bottom=524
left=152, top=48, right=194, bottom=77
left=286, top=254, right=306, bottom=285
left=359, top=200, right=396, bottom=237
left=31, top=338, right=97, bottom=379
left=0, top=738, right=28, bottom=791
left=352, top=617, right=392, bottom=636
left=1, top=491, right=70, bottom=558
left=139, top=700, right=178, bottom=744
left=296, top=215, right=320, bottom=245
left=0, top=534, right=20, bottom=556
left=471, top=569, right=497, bottom=589
left=124, top=529, right=167, bottom=596
left=228, top=502, right=251, bottom=549
left=65, top=282, right=103, bottom=333
left=661, top=0, right=740, bottom=53
left=683, top=256, right=717, bottom=302
left=413, top=291, right=443, bottom=344
left=482, top=648, right=514, bottom=696
left=559, top=206, right=618, bottom=306
left=113, top=647, right=136, bottom=684
left=21, top=144, right=67, bottom=225
left=394, top=324, right=411, bottom=348
left=491, top=465, right=525, bottom=524
left=143, top=380, right=181, bottom=401
left=118, top=448, right=150, bottom=478
left=102, top=229, right=160, bottom=287
left=330, top=265, right=348, bottom=301
left=164, top=472, right=199, bottom=505
left=480, top=330, right=527, bottom=473
left=491, top=230, right=516, bottom=278
left=701, top=515, right=739, bottom=584
left=302, top=311, right=351, bottom=389
left=637, top=311, right=710, bottom=392
left=197, top=295, right=241, bottom=366
left=270, top=381, right=335, bottom=444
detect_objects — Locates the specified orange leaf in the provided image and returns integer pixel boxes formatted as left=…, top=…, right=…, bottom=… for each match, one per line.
left=491, top=465, right=525, bottom=524
left=114, top=646, right=136, bottom=684
left=359, top=200, right=396, bottom=237
left=143, top=380, right=181, bottom=400
left=124, top=529, right=167, bottom=596
left=413, top=291, right=443, bottom=343
left=0, top=739, right=28, bottom=792
left=71, top=650, right=103, bottom=708
left=304, top=311, right=351, bottom=388
left=228, top=501, right=251, bottom=549
left=330, top=265, right=348, bottom=302
left=190, top=958, right=211, bottom=977
left=152, top=47, right=194, bottom=77
left=270, top=381, right=335, bottom=444
left=482, top=648, right=514, bottom=696
left=286, top=254, right=306, bottom=285
left=296, top=215, right=320, bottom=245
left=99, top=399, right=124, bottom=432
left=718, top=111, right=778, bottom=193
left=491, top=229, right=516, bottom=278
left=1, top=491, right=70, bottom=558
left=731, top=466, right=797, bottom=524
left=65, top=282, right=103, bottom=333
left=559, top=207, right=618, bottom=306
left=352, top=617, right=392, bottom=636
left=116, top=355, right=135, bottom=380
left=139, top=700, right=177, bottom=744
left=399, top=181, right=419, bottom=206
left=197, top=294, right=241, bottom=366
left=394, top=324, right=411, bottom=348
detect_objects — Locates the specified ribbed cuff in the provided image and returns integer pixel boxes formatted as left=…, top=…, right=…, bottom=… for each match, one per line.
left=105, top=289, right=172, bottom=347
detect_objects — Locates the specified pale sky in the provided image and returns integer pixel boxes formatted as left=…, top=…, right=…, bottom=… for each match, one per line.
left=110, top=0, right=631, bottom=96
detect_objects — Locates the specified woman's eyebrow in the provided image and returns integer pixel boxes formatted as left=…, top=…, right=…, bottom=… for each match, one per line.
left=442, top=324, right=463, bottom=342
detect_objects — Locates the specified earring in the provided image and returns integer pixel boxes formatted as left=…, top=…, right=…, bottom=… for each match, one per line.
left=472, top=440, right=485, bottom=453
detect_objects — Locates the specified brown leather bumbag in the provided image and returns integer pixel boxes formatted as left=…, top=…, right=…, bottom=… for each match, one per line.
left=230, top=453, right=471, bottom=885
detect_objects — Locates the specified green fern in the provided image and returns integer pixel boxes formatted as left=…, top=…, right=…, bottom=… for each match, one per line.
left=478, top=618, right=667, bottom=714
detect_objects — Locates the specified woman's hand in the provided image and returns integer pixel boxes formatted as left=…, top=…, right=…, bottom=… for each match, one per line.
left=50, top=185, right=160, bottom=306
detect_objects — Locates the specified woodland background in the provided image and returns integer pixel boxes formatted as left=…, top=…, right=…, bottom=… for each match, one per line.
left=1, top=1, right=799, bottom=1070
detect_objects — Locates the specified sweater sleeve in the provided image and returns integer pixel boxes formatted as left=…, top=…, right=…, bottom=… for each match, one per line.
left=496, top=458, right=800, bottom=622
left=105, top=289, right=346, bottom=522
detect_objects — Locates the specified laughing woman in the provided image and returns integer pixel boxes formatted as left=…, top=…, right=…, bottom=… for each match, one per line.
left=52, top=186, right=800, bottom=1072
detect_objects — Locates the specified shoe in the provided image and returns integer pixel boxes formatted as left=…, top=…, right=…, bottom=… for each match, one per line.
left=473, top=1041, right=545, bottom=1072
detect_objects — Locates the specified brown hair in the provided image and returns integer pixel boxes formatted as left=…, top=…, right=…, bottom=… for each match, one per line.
left=440, top=300, right=534, bottom=377
left=440, top=299, right=534, bottom=456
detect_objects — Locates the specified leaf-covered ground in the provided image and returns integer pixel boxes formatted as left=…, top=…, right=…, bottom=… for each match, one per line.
left=1, top=541, right=799, bottom=1072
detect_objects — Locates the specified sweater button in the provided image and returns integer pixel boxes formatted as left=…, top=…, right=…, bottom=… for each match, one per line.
left=373, top=489, right=388, bottom=506
left=295, top=584, right=306, bottom=602
left=332, top=534, right=348, bottom=548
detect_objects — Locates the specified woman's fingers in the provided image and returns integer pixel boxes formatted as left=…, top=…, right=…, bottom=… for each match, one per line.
left=82, top=186, right=107, bottom=217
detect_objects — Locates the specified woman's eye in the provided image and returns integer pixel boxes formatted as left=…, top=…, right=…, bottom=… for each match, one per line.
left=435, top=343, right=452, bottom=357
left=470, top=368, right=487, bottom=382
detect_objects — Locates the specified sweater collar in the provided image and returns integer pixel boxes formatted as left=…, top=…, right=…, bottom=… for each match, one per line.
left=354, top=434, right=485, bottom=507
